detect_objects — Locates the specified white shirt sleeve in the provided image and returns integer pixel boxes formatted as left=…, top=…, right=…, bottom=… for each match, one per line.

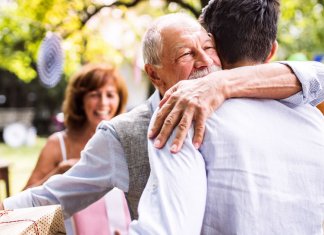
left=3, top=120, right=129, bottom=219
left=128, top=110, right=207, bottom=235
left=279, top=61, right=324, bottom=106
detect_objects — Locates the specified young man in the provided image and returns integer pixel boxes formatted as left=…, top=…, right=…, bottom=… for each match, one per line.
left=135, top=1, right=324, bottom=234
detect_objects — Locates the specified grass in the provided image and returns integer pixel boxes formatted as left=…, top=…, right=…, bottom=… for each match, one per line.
left=0, top=137, right=46, bottom=200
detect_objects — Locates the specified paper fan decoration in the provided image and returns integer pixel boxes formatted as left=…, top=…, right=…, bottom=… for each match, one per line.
left=3, top=123, right=28, bottom=148
left=37, top=32, right=64, bottom=88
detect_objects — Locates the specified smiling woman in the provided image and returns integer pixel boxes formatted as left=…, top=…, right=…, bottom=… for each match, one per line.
left=22, top=63, right=129, bottom=234
left=24, top=63, right=128, bottom=190
left=62, top=63, right=128, bottom=135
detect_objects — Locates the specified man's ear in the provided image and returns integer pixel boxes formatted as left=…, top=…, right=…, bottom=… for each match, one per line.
left=265, top=40, right=278, bottom=63
left=145, top=64, right=161, bottom=87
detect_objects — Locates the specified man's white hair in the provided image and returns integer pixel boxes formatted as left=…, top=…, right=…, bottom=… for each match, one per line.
left=142, top=13, right=200, bottom=66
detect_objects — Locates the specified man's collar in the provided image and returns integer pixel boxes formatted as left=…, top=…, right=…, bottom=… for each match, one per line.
left=148, top=90, right=161, bottom=112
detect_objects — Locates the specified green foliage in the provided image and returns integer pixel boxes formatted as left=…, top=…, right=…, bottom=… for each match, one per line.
left=278, top=0, right=324, bottom=60
left=0, top=0, right=323, bottom=83
left=0, top=8, right=44, bottom=82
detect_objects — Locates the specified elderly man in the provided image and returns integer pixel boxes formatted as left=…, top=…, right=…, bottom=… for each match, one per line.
left=134, top=2, right=324, bottom=235
left=1, top=9, right=324, bottom=234
left=149, top=20, right=324, bottom=153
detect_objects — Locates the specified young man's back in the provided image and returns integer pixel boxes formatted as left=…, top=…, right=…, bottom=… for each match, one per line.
left=201, top=98, right=324, bottom=234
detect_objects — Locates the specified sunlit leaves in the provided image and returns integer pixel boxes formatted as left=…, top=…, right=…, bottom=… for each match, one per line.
left=278, top=0, right=324, bottom=60
left=0, top=0, right=323, bottom=83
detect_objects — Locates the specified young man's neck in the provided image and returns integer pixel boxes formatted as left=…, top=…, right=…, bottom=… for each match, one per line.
left=222, top=60, right=262, bottom=69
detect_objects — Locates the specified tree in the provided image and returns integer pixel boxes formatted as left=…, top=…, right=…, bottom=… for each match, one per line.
left=279, top=0, right=324, bottom=60
left=0, top=0, right=201, bottom=83
left=0, top=0, right=323, bottom=82
left=0, top=0, right=323, bottom=135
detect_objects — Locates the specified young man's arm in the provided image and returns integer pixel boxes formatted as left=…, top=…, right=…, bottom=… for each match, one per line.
left=149, top=61, right=324, bottom=153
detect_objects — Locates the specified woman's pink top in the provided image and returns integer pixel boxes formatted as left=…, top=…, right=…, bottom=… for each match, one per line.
left=57, top=132, right=130, bottom=235
left=73, top=189, right=131, bottom=235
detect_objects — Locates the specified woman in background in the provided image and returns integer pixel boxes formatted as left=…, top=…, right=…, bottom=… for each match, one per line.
left=24, top=63, right=130, bottom=235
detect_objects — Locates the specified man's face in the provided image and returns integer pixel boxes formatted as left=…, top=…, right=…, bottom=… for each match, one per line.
left=149, top=22, right=221, bottom=95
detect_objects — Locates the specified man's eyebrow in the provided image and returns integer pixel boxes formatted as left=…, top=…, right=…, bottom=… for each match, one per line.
left=172, top=43, right=188, bottom=51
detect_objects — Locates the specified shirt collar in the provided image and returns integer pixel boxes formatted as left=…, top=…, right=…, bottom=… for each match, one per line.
left=148, top=89, right=161, bottom=113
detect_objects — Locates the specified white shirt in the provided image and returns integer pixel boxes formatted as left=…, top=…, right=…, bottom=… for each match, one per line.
left=128, top=112, right=206, bottom=235
left=130, top=62, right=324, bottom=234
left=200, top=99, right=324, bottom=235
left=132, top=100, right=324, bottom=235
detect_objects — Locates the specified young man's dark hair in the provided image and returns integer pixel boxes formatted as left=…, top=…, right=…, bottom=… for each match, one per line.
left=200, top=0, right=280, bottom=68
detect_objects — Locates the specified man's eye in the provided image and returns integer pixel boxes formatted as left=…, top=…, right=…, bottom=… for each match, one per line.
left=176, top=50, right=195, bottom=62
left=180, top=52, right=193, bottom=58
left=204, top=46, right=215, bottom=51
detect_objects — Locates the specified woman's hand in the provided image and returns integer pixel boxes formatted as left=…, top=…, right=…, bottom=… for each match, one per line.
left=57, top=158, right=79, bottom=174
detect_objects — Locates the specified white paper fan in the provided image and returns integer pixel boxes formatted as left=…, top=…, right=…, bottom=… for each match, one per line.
left=37, top=32, right=64, bottom=88
left=3, top=123, right=28, bottom=148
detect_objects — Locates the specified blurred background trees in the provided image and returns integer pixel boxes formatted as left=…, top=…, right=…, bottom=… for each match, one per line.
left=0, top=0, right=323, bottom=136
left=279, top=0, right=324, bottom=60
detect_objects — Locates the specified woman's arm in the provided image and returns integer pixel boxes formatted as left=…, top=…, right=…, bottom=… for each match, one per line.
left=23, top=134, right=62, bottom=190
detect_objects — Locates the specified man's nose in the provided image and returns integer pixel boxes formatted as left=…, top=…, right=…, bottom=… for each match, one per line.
left=195, top=50, right=213, bottom=68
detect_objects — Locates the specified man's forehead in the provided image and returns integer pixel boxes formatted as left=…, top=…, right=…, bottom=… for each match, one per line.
left=162, top=26, right=210, bottom=48
left=157, top=14, right=199, bottom=29
left=160, top=21, right=201, bottom=35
